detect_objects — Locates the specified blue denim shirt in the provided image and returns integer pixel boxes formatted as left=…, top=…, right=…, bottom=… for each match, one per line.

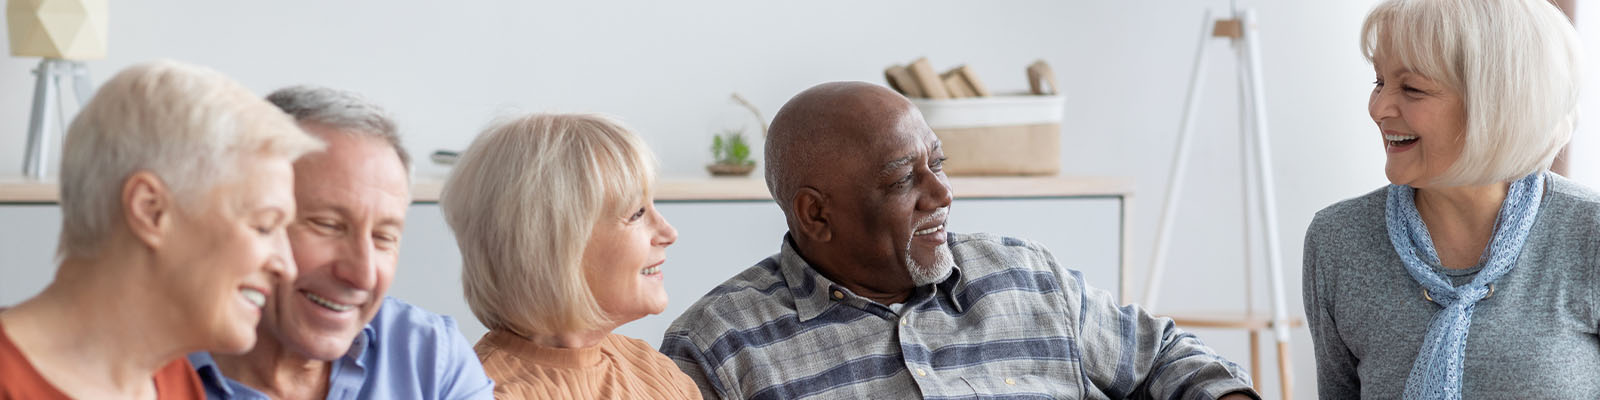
left=189, top=297, right=493, bottom=400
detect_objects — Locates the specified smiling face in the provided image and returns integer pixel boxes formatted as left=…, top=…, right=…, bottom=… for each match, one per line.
left=161, top=154, right=299, bottom=354
left=581, top=196, right=678, bottom=326
left=827, top=105, right=957, bottom=290
left=1370, top=55, right=1469, bottom=188
left=263, top=128, right=409, bottom=360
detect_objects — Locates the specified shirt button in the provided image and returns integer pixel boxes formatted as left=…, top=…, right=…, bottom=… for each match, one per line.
left=831, top=290, right=844, bottom=300
left=899, top=316, right=908, bottom=326
left=1005, top=378, right=1016, bottom=385
left=916, top=368, right=927, bottom=377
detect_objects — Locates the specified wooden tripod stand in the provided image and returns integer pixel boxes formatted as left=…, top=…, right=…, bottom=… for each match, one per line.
left=1140, top=7, right=1303, bottom=399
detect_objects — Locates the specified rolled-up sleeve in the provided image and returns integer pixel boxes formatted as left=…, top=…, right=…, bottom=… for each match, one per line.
left=1040, top=243, right=1259, bottom=400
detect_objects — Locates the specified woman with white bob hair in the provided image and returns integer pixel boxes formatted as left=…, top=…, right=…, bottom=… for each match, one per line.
left=441, top=113, right=698, bottom=399
left=1303, top=0, right=1594, bottom=398
left=0, top=60, right=321, bottom=398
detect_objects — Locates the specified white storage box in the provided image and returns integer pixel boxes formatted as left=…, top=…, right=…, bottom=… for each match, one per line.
left=909, top=94, right=1065, bottom=176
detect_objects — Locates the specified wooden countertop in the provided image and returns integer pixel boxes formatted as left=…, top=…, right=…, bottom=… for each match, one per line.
left=0, top=175, right=1133, bottom=204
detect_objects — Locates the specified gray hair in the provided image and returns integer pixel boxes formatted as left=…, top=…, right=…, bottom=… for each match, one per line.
left=266, top=85, right=411, bottom=172
left=59, top=60, right=324, bottom=259
left=1362, top=0, right=1583, bottom=185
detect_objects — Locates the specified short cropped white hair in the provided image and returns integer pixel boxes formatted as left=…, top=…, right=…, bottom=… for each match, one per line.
left=441, top=113, right=657, bottom=337
left=58, top=60, right=324, bottom=259
left=1362, top=0, right=1583, bottom=185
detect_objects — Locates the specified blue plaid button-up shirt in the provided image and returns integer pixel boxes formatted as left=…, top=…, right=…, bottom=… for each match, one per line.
left=662, top=232, right=1256, bottom=400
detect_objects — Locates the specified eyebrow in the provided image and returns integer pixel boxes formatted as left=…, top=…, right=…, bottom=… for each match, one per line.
left=879, top=155, right=916, bottom=177
left=878, top=140, right=944, bottom=177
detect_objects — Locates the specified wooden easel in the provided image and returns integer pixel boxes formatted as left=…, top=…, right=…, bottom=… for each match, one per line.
left=1140, top=7, right=1303, bottom=399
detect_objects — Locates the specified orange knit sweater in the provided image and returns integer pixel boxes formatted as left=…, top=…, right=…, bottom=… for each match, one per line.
left=476, top=329, right=702, bottom=400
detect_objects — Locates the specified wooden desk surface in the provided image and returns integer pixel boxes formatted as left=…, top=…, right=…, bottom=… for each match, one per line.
left=0, top=175, right=1133, bottom=204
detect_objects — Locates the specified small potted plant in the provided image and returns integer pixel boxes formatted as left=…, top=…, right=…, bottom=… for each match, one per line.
left=706, top=129, right=756, bottom=176
left=705, top=92, right=766, bottom=177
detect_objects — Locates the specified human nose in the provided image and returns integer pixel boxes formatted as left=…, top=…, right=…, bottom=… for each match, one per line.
left=1369, top=87, right=1398, bottom=124
left=919, top=172, right=953, bottom=210
left=270, top=231, right=298, bottom=284
left=653, top=208, right=678, bottom=248
left=333, top=233, right=378, bottom=290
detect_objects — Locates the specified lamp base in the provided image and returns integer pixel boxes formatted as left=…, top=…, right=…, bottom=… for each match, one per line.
left=22, top=58, right=92, bottom=180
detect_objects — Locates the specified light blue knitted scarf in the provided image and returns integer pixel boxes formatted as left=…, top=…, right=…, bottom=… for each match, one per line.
left=1385, top=172, right=1545, bottom=400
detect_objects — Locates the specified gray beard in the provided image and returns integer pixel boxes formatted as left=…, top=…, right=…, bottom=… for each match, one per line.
left=906, top=241, right=955, bottom=286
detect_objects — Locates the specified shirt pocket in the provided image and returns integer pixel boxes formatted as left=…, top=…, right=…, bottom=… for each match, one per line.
left=959, top=373, right=1081, bottom=399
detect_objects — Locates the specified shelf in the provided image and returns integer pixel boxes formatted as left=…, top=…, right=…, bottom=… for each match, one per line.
left=0, top=175, right=1134, bottom=204
left=1160, top=311, right=1306, bottom=330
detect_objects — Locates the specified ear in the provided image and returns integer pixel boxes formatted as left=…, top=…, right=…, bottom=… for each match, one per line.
left=122, top=171, right=173, bottom=250
left=792, top=186, right=831, bottom=242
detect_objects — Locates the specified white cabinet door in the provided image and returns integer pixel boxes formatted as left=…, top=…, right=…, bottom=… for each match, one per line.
left=0, top=206, right=60, bottom=304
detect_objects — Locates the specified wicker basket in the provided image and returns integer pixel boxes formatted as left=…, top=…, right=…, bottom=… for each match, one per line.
left=909, top=94, right=1064, bottom=176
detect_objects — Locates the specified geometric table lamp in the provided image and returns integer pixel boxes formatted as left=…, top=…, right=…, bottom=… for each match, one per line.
left=7, top=0, right=106, bottom=179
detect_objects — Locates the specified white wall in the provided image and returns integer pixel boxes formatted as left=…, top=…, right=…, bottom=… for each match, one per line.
left=1567, top=3, right=1600, bottom=184
left=0, top=1, right=1397, bottom=398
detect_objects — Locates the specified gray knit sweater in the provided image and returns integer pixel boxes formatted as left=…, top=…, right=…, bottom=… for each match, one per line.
left=1303, top=174, right=1600, bottom=399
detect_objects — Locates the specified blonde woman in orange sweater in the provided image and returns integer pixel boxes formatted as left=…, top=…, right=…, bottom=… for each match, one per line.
left=440, top=113, right=699, bottom=399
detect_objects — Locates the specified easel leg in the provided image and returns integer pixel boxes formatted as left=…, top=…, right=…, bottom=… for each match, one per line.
left=1249, top=329, right=1262, bottom=393
left=1143, top=9, right=1215, bottom=309
left=1277, top=341, right=1294, bottom=399
left=1240, top=9, right=1294, bottom=399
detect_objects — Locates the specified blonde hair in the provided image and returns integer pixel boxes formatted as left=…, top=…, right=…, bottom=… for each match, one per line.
left=1361, top=0, right=1583, bottom=185
left=441, top=113, right=657, bottom=336
left=58, top=60, right=324, bottom=259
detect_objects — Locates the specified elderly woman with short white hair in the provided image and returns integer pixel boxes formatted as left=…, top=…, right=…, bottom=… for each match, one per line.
left=441, top=113, right=698, bottom=399
left=1303, top=0, right=1593, bottom=398
left=0, top=60, right=321, bottom=398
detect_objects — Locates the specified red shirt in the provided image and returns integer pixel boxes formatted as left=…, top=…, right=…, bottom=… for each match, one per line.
left=0, top=319, right=205, bottom=399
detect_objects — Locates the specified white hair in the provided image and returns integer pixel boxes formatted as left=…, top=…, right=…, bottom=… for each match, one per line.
left=441, top=113, right=657, bottom=337
left=58, top=60, right=324, bottom=259
left=1362, top=0, right=1583, bottom=185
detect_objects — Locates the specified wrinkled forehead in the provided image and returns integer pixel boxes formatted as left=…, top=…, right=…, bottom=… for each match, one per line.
left=293, top=134, right=411, bottom=217
left=853, top=107, right=939, bottom=168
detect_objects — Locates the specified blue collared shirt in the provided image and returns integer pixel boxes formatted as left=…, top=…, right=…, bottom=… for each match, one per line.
left=661, top=232, right=1258, bottom=399
left=190, top=297, right=493, bottom=400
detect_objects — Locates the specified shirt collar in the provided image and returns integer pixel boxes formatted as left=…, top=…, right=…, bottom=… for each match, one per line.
left=326, top=313, right=379, bottom=398
left=778, top=233, right=968, bottom=320
left=188, top=352, right=238, bottom=398
left=188, top=320, right=379, bottom=400
left=346, top=323, right=376, bottom=364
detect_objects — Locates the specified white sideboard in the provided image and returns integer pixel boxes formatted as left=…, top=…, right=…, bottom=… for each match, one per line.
left=0, top=176, right=1131, bottom=347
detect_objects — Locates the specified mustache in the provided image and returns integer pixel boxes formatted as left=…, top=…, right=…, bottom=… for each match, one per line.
left=916, top=207, right=949, bottom=228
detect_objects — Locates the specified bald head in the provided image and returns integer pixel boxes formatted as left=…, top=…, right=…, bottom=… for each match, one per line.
left=764, top=81, right=923, bottom=216
left=761, top=81, right=955, bottom=304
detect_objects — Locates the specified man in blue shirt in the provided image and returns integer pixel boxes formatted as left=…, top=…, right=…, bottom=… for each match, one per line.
left=188, top=86, right=493, bottom=399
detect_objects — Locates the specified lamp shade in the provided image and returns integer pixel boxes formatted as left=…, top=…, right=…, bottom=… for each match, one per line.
left=6, top=0, right=107, bottom=59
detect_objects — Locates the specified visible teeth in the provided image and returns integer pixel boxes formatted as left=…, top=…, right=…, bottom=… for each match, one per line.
left=241, top=288, right=266, bottom=308
left=914, top=225, right=943, bottom=236
left=304, top=291, right=355, bottom=312
left=641, top=266, right=661, bottom=275
left=1384, top=134, right=1419, bottom=142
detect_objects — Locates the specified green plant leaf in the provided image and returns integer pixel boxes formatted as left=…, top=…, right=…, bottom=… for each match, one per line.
left=711, top=135, right=725, bottom=162
left=730, top=134, right=750, bottom=164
